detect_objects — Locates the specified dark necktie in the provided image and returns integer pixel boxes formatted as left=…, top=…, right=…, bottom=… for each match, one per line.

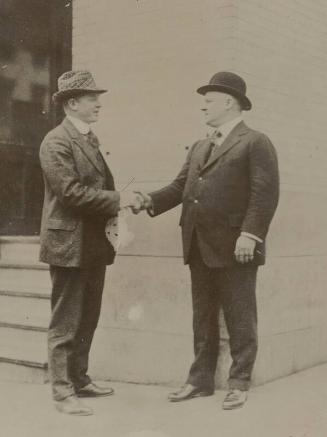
left=85, top=130, right=99, bottom=149
left=203, top=131, right=222, bottom=164
left=83, top=131, right=114, bottom=189
left=84, top=130, right=107, bottom=171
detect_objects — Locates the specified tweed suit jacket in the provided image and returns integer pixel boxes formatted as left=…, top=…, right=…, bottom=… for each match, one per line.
left=39, top=117, right=120, bottom=267
left=150, top=121, right=279, bottom=267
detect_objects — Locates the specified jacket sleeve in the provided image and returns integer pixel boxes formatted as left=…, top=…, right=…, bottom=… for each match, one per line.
left=149, top=142, right=197, bottom=216
left=39, top=136, right=120, bottom=217
left=241, top=133, right=280, bottom=239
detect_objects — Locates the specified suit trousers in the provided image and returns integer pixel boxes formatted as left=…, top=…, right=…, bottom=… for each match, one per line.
left=186, top=236, right=258, bottom=391
left=48, top=261, right=107, bottom=401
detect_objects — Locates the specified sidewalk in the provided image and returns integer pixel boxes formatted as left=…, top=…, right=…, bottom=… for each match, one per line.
left=1, top=364, right=327, bottom=437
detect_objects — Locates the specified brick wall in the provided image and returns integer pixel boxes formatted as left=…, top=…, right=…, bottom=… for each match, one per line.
left=71, top=0, right=327, bottom=386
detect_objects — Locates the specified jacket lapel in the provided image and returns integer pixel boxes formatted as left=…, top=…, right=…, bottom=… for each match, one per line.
left=196, top=138, right=214, bottom=170
left=201, top=121, right=249, bottom=172
left=62, top=117, right=105, bottom=175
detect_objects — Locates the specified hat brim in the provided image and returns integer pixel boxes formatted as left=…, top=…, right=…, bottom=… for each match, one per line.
left=196, top=84, right=252, bottom=110
left=52, top=88, right=108, bottom=103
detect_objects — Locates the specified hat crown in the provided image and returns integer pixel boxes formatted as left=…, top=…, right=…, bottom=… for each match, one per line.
left=208, top=71, right=247, bottom=94
left=52, top=70, right=107, bottom=103
left=197, top=70, right=252, bottom=110
left=57, top=70, right=98, bottom=93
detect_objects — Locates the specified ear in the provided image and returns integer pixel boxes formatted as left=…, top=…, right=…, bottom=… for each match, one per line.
left=225, top=95, right=234, bottom=109
left=67, top=97, right=79, bottom=111
left=226, top=95, right=241, bottom=111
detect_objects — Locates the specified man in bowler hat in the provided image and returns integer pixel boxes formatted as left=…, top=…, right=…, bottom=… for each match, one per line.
left=39, top=70, right=141, bottom=415
left=138, top=71, right=279, bottom=409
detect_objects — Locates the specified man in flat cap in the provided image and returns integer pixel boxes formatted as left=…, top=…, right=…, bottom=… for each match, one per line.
left=138, top=71, right=279, bottom=409
left=39, top=70, right=141, bottom=415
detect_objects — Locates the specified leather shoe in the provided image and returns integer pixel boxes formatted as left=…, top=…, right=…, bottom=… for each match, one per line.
left=76, top=382, right=115, bottom=398
left=222, top=389, right=248, bottom=410
left=168, top=384, right=214, bottom=402
left=55, top=395, right=93, bottom=416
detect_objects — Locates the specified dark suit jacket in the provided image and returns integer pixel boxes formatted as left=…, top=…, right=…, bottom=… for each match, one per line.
left=39, top=117, right=120, bottom=267
left=150, top=121, right=279, bottom=267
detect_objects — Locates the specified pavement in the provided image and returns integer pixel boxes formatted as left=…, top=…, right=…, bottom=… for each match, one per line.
left=1, top=364, right=327, bottom=437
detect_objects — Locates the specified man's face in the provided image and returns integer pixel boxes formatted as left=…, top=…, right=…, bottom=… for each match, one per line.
left=201, top=91, right=229, bottom=127
left=70, top=93, right=102, bottom=123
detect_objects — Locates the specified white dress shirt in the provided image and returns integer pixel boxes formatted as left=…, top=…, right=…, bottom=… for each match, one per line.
left=213, top=115, right=243, bottom=146
left=67, top=115, right=90, bottom=135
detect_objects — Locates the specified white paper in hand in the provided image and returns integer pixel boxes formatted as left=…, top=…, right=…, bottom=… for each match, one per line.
left=105, top=207, right=135, bottom=252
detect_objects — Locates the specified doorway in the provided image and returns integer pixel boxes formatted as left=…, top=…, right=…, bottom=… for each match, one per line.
left=0, top=0, right=72, bottom=235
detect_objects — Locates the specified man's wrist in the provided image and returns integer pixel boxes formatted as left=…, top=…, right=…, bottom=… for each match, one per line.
left=146, top=195, right=154, bottom=214
left=241, top=231, right=263, bottom=243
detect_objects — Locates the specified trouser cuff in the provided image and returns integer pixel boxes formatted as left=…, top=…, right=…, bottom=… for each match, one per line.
left=228, top=378, right=251, bottom=391
left=73, top=375, right=92, bottom=391
left=53, top=390, right=75, bottom=402
left=186, top=376, right=214, bottom=391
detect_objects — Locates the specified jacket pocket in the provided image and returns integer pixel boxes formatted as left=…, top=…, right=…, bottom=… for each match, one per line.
left=47, top=218, right=77, bottom=231
left=228, top=213, right=244, bottom=228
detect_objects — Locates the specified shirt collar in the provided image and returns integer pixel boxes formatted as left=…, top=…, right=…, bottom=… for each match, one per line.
left=67, top=115, right=90, bottom=135
left=218, top=115, right=243, bottom=139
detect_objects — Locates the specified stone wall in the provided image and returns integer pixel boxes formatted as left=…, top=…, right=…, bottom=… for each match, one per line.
left=72, top=0, right=327, bottom=386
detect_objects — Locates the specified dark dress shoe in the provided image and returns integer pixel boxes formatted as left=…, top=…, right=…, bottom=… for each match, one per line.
left=55, top=395, right=93, bottom=416
left=168, top=384, right=214, bottom=402
left=76, top=382, right=115, bottom=398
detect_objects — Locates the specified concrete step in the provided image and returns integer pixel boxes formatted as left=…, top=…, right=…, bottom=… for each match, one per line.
left=0, top=294, right=50, bottom=330
left=0, top=289, right=50, bottom=300
left=0, top=238, right=50, bottom=383
left=0, top=327, right=48, bottom=383
left=0, top=261, right=51, bottom=294
left=0, top=361, right=48, bottom=384
left=0, top=327, right=47, bottom=364
left=0, top=236, right=40, bottom=263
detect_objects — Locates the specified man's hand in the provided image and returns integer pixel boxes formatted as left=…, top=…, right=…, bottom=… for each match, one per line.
left=234, top=235, right=256, bottom=264
left=119, top=191, right=144, bottom=213
left=134, top=192, right=153, bottom=210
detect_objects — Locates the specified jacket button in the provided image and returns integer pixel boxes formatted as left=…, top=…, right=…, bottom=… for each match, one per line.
left=194, top=199, right=199, bottom=204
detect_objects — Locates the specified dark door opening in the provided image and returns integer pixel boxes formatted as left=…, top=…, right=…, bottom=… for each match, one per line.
left=0, top=0, right=72, bottom=235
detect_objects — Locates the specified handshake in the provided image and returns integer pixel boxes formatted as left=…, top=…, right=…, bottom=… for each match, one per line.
left=119, top=191, right=153, bottom=214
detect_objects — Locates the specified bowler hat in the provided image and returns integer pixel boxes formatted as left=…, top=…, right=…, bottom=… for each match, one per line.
left=197, top=71, right=252, bottom=110
left=52, top=70, right=107, bottom=103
